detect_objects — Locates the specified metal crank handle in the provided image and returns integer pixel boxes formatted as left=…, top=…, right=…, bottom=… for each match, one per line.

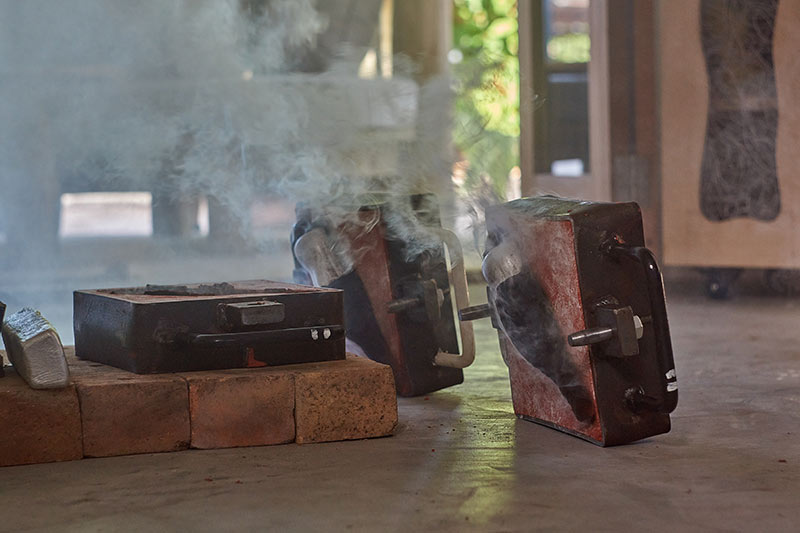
left=432, top=229, right=475, bottom=369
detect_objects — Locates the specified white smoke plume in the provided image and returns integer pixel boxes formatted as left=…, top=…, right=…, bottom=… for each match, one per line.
left=0, top=0, right=453, bottom=258
left=0, top=0, right=465, bottom=345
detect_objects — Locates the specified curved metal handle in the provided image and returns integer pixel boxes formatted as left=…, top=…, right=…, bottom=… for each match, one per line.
left=609, top=244, right=678, bottom=413
left=432, top=229, right=475, bottom=369
left=188, top=325, right=345, bottom=348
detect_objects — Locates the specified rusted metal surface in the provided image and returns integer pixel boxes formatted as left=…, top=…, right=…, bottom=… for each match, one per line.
left=482, top=196, right=677, bottom=446
left=292, top=195, right=466, bottom=397
left=73, top=281, right=345, bottom=373
left=338, top=200, right=464, bottom=396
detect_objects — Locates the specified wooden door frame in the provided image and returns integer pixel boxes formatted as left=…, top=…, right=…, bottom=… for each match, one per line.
left=519, top=0, right=612, bottom=201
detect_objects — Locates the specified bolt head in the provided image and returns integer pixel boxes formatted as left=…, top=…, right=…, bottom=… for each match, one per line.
left=633, top=315, right=644, bottom=339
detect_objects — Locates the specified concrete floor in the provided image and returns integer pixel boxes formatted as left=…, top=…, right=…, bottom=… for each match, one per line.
left=1, top=280, right=799, bottom=531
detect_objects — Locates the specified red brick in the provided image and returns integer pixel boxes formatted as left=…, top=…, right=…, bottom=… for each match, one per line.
left=70, top=362, right=190, bottom=458
left=293, top=356, right=397, bottom=444
left=0, top=367, right=83, bottom=467
left=184, top=370, right=295, bottom=449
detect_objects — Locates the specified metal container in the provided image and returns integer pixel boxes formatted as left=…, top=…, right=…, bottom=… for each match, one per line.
left=73, top=280, right=345, bottom=373
left=467, top=196, right=677, bottom=446
left=292, top=195, right=474, bottom=397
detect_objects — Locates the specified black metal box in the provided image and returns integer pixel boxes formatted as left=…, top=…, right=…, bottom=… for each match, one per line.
left=74, top=280, right=345, bottom=373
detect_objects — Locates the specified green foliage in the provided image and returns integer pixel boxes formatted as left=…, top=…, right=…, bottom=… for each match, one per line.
left=547, top=32, right=590, bottom=63
left=452, top=0, right=520, bottom=198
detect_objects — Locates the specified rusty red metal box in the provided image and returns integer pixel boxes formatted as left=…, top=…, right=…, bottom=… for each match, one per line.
left=291, top=195, right=475, bottom=397
left=482, top=197, right=678, bottom=446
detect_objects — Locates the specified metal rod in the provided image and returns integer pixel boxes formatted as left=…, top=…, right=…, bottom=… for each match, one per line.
left=567, top=327, right=614, bottom=347
left=386, top=297, right=419, bottom=314
left=458, top=304, right=491, bottom=321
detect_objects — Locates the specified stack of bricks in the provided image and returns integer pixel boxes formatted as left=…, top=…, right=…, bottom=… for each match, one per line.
left=0, top=348, right=397, bottom=467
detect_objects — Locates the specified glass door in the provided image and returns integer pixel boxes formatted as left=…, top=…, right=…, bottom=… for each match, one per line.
left=519, top=0, right=611, bottom=200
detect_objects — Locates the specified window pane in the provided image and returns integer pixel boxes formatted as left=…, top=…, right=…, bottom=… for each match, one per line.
left=534, top=0, right=591, bottom=174
left=545, top=0, right=590, bottom=64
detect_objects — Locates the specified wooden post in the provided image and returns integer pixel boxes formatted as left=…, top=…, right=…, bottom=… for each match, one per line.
left=393, top=0, right=455, bottom=221
left=379, top=0, right=394, bottom=78
left=393, top=0, right=451, bottom=80
left=518, top=0, right=537, bottom=197
left=588, top=0, right=612, bottom=202
left=606, top=0, right=661, bottom=254
left=518, top=0, right=612, bottom=202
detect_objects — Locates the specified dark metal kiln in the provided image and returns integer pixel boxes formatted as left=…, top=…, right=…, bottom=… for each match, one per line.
left=73, top=280, right=345, bottom=373
left=291, top=194, right=474, bottom=397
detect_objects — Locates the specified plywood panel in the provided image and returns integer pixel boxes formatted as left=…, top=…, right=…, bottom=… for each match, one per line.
left=660, top=0, right=800, bottom=268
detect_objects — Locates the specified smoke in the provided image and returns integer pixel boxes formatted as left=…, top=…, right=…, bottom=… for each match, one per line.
left=0, top=0, right=470, bottom=348
left=0, top=0, right=318, bottom=246
left=0, top=0, right=457, bottom=261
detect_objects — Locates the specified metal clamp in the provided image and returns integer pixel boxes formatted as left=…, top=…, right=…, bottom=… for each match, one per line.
left=431, top=229, right=475, bottom=369
left=188, top=325, right=345, bottom=348
left=607, top=244, right=678, bottom=414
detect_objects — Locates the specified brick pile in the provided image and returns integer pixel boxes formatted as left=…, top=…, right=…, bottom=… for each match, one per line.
left=0, top=348, right=397, bottom=467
